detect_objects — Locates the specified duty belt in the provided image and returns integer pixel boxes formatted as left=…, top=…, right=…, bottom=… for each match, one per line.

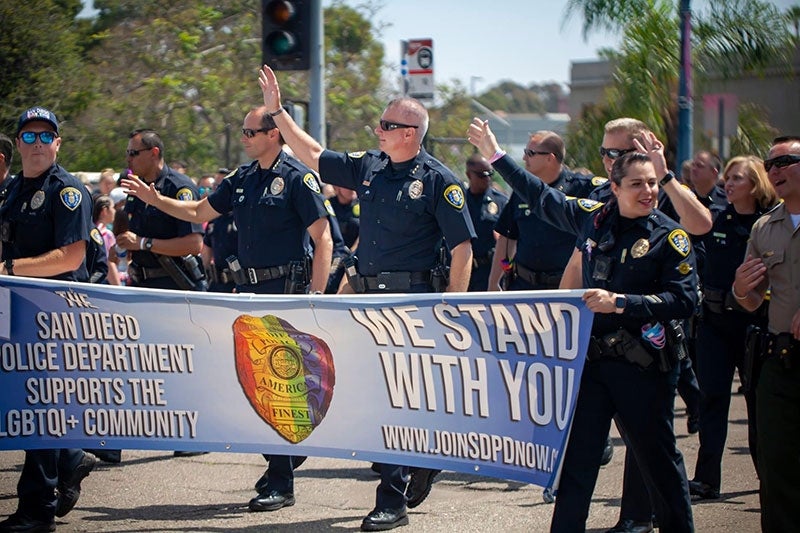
left=702, top=287, right=728, bottom=315
left=129, top=263, right=170, bottom=281
left=765, top=332, right=799, bottom=369
left=242, top=264, right=290, bottom=285
left=514, top=263, right=562, bottom=288
left=217, top=268, right=234, bottom=284
left=472, top=249, right=495, bottom=269
left=363, top=271, right=431, bottom=292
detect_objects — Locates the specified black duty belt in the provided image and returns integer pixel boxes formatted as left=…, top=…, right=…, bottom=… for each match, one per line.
left=242, top=264, right=290, bottom=285
left=363, top=271, right=431, bottom=292
left=129, top=264, right=170, bottom=281
left=766, top=332, right=800, bottom=369
left=217, top=268, right=234, bottom=284
left=514, top=263, right=562, bottom=288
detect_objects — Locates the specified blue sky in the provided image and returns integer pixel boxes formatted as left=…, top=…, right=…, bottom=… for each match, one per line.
left=80, top=0, right=799, bottom=90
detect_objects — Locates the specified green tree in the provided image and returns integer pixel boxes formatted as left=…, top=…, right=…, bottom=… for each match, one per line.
left=564, top=0, right=795, bottom=170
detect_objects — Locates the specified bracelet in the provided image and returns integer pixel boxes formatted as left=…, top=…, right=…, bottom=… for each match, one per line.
left=268, top=108, right=284, bottom=117
left=488, top=150, right=506, bottom=164
left=4, top=258, right=14, bottom=276
left=731, top=285, right=748, bottom=300
left=139, top=237, right=146, bottom=251
left=659, top=171, right=675, bottom=187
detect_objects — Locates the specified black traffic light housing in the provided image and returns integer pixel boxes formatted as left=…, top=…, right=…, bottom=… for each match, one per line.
left=261, top=0, right=311, bottom=71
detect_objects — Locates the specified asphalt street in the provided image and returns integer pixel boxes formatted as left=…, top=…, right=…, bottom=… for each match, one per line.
left=0, top=382, right=760, bottom=532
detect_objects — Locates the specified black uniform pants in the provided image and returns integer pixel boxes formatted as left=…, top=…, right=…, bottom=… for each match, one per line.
left=693, top=309, right=759, bottom=490
left=550, top=359, right=693, bottom=533
left=17, top=449, right=84, bottom=520
left=757, top=356, right=800, bottom=532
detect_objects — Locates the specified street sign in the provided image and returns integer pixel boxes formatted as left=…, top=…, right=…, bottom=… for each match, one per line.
left=402, top=38, right=434, bottom=100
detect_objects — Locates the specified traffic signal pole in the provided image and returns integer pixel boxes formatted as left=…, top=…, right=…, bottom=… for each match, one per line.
left=308, top=0, right=325, bottom=146
left=676, top=0, right=692, bottom=170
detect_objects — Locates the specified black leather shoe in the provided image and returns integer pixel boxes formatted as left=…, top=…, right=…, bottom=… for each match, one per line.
left=687, top=413, right=700, bottom=434
left=370, top=462, right=381, bottom=474
left=0, top=514, right=55, bottom=533
left=85, top=449, right=121, bottom=464
left=56, top=451, right=98, bottom=517
left=360, top=508, right=409, bottom=531
left=254, top=470, right=269, bottom=492
left=406, top=467, right=440, bottom=508
left=604, top=519, right=654, bottom=533
left=689, top=480, right=720, bottom=500
left=600, top=435, right=614, bottom=466
left=248, top=491, right=295, bottom=512
left=173, top=451, right=209, bottom=457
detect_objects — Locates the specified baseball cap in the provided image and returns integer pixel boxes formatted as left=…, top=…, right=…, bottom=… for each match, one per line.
left=109, top=187, right=128, bottom=205
left=17, top=107, right=59, bottom=135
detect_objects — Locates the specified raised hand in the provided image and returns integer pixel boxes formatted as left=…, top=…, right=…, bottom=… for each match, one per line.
left=121, top=174, right=159, bottom=205
left=258, top=65, right=283, bottom=113
left=467, top=118, right=501, bottom=159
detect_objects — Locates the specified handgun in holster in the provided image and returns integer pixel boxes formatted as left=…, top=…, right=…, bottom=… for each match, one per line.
left=284, top=256, right=310, bottom=294
left=343, top=254, right=365, bottom=293
left=430, top=245, right=450, bottom=293
left=156, top=253, right=208, bottom=292
left=226, top=255, right=247, bottom=285
left=660, top=319, right=689, bottom=372
left=742, top=325, right=768, bottom=392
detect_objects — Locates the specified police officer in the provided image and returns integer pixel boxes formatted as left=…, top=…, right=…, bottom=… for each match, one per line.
left=0, top=107, right=98, bottom=532
left=469, top=118, right=696, bottom=533
left=463, top=154, right=507, bottom=292
left=202, top=208, right=237, bottom=293
left=488, top=131, right=602, bottom=292
left=122, top=105, right=333, bottom=515
left=259, top=66, right=475, bottom=532
left=115, top=129, right=206, bottom=292
left=690, top=156, right=777, bottom=501
left=733, top=135, right=800, bottom=533
left=329, top=184, right=360, bottom=250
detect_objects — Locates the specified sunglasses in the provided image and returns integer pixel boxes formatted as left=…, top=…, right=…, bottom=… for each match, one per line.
left=242, top=127, right=272, bottom=138
left=19, top=131, right=57, bottom=145
left=763, top=154, right=800, bottom=172
left=198, top=186, right=214, bottom=195
left=379, top=119, right=419, bottom=131
left=471, top=169, right=495, bottom=178
left=523, top=149, right=551, bottom=158
left=599, top=146, right=636, bottom=159
left=126, top=148, right=151, bottom=157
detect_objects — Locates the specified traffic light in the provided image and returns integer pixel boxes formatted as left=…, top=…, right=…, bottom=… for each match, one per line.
left=261, top=0, right=311, bottom=71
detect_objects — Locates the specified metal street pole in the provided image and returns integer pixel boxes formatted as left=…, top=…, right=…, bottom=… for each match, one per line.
left=676, top=0, right=693, bottom=169
left=308, top=0, right=325, bottom=146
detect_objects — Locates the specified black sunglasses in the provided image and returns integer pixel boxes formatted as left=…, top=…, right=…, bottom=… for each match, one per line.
left=599, top=146, right=636, bottom=159
left=471, top=169, right=495, bottom=178
left=763, top=154, right=800, bottom=172
left=523, top=149, right=551, bottom=158
left=379, top=119, right=419, bottom=131
left=19, top=131, right=57, bottom=145
left=242, top=127, right=273, bottom=138
left=126, top=147, right=151, bottom=157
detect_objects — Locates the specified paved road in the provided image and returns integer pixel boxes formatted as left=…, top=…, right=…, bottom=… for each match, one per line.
left=0, top=385, right=760, bottom=532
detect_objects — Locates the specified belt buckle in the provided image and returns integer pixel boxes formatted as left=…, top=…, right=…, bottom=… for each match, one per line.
left=247, top=268, right=258, bottom=285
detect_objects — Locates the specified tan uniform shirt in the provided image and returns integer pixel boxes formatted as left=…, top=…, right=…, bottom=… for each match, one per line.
left=746, top=202, right=800, bottom=334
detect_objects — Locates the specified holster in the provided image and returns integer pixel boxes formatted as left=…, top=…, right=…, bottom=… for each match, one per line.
left=156, top=254, right=197, bottom=291
left=588, top=329, right=654, bottom=369
left=343, top=255, right=365, bottom=293
left=743, top=325, right=769, bottom=392
left=284, top=257, right=310, bottom=294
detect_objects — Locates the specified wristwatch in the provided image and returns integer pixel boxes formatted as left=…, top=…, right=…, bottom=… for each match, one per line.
left=659, top=171, right=675, bottom=187
left=4, top=258, right=13, bottom=276
left=144, top=238, right=154, bottom=251
left=614, top=294, right=627, bottom=314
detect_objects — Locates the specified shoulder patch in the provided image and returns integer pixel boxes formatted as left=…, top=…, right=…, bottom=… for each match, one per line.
left=347, top=151, right=366, bottom=158
left=324, top=199, right=335, bottom=216
left=60, top=187, right=82, bottom=211
left=303, top=172, right=321, bottom=193
left=591, top=176, right=608, bottom=187
left=668, top=229, right=691, bottom=257
left=175, top=187, right=194, bottom=201
left=576, top=198, right=603, bottom=212
left=90, top=227, right=104, bottom=245
left=443, top=184, right=465, bottom=210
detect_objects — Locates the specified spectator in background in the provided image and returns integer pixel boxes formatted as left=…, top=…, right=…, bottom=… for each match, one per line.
left=93, top=195, right=122, bottom=286
left=169, top=160, right=188, bottom=175
left=0, top=133, right=13, bottom=185
left=680, top=159, right=693, bottom=188
left=690, top=151, right=726, bottom=209
left=97, top=168, right=117, bottom=196
left=197, top=175, right=215, bottom=199
left=214, top=167, right=231, bottom=186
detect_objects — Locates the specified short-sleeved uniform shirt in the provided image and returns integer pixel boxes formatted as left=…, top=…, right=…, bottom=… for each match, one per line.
left=745, top=202, right=800, bottom=334
left=465, top=186, right=508, bottom=258
left=124, top=165, right=203, bottom=269
left=203, top=210, right=238, bottom=269
left=496, top=168, right=604, bottom=273
left=318, top=148, right=476, bottom=276
left=330, top=197, right=360, bottom=249
left=493, top=155, right=698, bottom=337
left=206, top=152, right=329, bottom=270
left=0, top=166, right=91, bottom=281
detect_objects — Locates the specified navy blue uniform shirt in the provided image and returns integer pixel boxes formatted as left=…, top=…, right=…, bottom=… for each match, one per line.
left=318, top=148, right=476, bottom=276
left=207, top=151, right=328, bottom=269
left=496, top=168, right=603, bottom=272
left=493, top=155, right=698, bottom=336
left=702, top=203, right=764, bottom=291
left=125, top=165, right=203, bottom=268
left=465, top=185, right=507, bottom=258
left=203, top=210, right=238, bottom=268
left=329, top=196, right=360, bottom=249
left=0, top=165, right=90, bottom=281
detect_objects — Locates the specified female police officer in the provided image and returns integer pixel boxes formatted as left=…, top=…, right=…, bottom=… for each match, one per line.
left=468, top=118, right=696, bottom=533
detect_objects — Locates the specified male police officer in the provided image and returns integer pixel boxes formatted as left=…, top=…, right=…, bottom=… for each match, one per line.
left=115, top=129, right=206, bottom=293
left=463, top=154, right=507, bottom=292
left=122, top=105, right=332, bottom=515
left=258, top=65, right=475, bottom=531
left=0, top=107, right=97, bottom=532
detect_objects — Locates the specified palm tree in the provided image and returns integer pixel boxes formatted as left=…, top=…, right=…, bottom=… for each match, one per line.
left=563, top=0, right=795, bottom=169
